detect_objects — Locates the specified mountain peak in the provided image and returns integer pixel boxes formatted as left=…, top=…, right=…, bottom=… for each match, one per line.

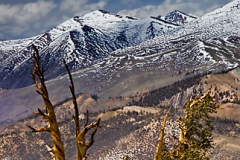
left=0, top=8, right=179, bottom=89
left=98, top=9, right=111, bottom=14
left=1, top=0, right=240, bottom=91
left=174, top=10, right=197, bottom=18
left=164, top=10, right=197, bottom=25
left=78, top=9, right=138, bottom=23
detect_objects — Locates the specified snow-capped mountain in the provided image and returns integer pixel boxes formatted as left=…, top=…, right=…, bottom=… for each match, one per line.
left=0, top=10, right=179, bottom=89
left=0, top=0, right=240, bottom=92
left=50, top=0, right=240, bottom=98
left=164, top=10, right=197, bottom=25
left=0, top=0, right=240, bottom=126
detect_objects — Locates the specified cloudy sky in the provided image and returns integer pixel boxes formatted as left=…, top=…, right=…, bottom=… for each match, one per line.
left=0, top=0, right=232, bottom=40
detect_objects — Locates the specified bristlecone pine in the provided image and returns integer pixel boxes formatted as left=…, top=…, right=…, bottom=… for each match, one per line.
left=155, top=89, right=219, bottom=160
left=27, top=45, right=101, bottom=160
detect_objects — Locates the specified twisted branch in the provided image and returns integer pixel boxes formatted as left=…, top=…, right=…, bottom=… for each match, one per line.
left=64, top=61, right=101, bottom=160
left=28, top=45, right=65, bottom=160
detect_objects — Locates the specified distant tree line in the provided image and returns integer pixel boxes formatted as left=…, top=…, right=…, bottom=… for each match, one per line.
left=128, top=74, right=202, bottom=107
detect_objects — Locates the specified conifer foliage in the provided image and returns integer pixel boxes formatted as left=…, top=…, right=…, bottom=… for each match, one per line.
left=155, top=89, right=219, bottom=159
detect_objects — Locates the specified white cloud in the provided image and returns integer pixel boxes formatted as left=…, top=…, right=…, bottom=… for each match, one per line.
left=0, top=0, right=232, bottom=40
left=60, top=0, right=88, bottom=13
left=0, top=5, right=19, bottom=24
left=85, top=1, right=107, bottom=10
left=22, top=1, right=56, bottom=17
left=60, top=0, right=108, bottom=16
left=0, top=0, right=56, bottom=38
left=0, top=0, right=110, bottom=39
left=0, top=0, right=56, bottom=25
left=117, top=0, right=232, bottom=18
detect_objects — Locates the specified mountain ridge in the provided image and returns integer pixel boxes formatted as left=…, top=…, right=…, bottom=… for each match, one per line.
left=0, top=0, right=240, bottom=125
left=163, top=10, right=197, bottom=25
left=1, top=2, right=240, bottom=159
left=0, top=9, right=186, bottom=89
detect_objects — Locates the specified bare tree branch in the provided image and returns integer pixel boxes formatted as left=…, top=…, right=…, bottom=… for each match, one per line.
left=28, top=44, right=66, bottom=160
left=64, top=60, right=101, bottom=160
left=26, top=124, right=50, bottom=132
left=86, top=118, right=101, bottom=149
left=154, top=107, right=171, bottom=160
left=64, top=61, right=80, bottom=132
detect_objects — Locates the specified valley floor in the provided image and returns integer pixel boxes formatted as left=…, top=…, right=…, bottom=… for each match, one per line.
left=1, top=106, right=240, bottom=159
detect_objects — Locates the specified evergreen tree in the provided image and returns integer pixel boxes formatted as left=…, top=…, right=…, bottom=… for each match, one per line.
left=155, top=89, right=219, bottom=159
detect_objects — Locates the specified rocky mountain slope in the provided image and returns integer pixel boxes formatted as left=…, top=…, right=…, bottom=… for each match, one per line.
left=1, top=104, right=240, bottom=159
left=0, top=10, right=179, bottom=89
left=1, top=1, right=240, bottom=159
left=1, top=62, right=240, bottom=159
left=51, top=0, right=240, bottom=99
left=0, top=0, right=240, bottom=125
left=160, top=10, right=197, bottom=25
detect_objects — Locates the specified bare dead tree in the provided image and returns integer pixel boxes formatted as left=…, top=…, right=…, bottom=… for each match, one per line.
left=26, top=45, right=65, bottom=160
left=64, top=62, right=101, bottom=160
left=27, top=45, right=101, bottom=160
left=154, top=107, right=171, bottom=160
